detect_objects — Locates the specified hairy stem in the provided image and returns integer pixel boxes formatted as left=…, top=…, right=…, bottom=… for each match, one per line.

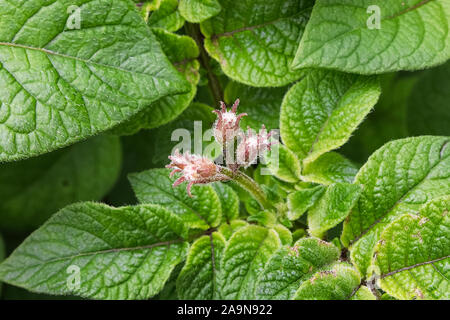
left=185, top=22, right=224, bottom=104
left=219, top=166, right=274, bottom=210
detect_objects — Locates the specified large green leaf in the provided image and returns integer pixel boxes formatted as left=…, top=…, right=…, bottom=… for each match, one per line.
left=301, top=152, right=359, bottom=185
left=0, top=203, right=189, bottom=299
left=0, top=135, right=121, bottom=233
left=293, top=262, right=361, bottom=300
left=255, top=238, right=339, bottom=299
left=350, top=286, right=376, bottom=300
left=179, top=0, right=221, bottom=23
left=224, top=81, right=288, bottom=130
left=177, top=232, right=226, bottom=299
left=201, top=0, right=314, bottom=87
left=292, top=0, right=450, bottom=74
left=112, top=28, right=200, bottom=135
left=342, top=136, right=450, bottom=275
left=308, top=183, right=362, bottom=238
left=129, top=168, right=222, bottom=230
left=218, top=225, right=281, bottom=299
left=407, top=62, right=450, bottom=136
left=280, top=70, right=380, bottom=165
left=373, top=196, right=450, bottom=300
left=0, top=0, right=189, bottom=161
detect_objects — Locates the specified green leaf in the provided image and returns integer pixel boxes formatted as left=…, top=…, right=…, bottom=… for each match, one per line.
left=373, top=196, right=450, bottom=300
left=407, top=62, right=450, bottom=136
left=224, top=81, right=287, bottom=130
left=201, top=0, right=314, bottom=87
left=0, top=135, right=121, bottom=233
left=292, top=0, right=450, bottom=74
left=301, top=152, right=359, bottom=185
left=129, top=168, right=222, bottom=230
left=280, top=70, right=380, bottom=165
left=266, top=144, right=301, bottom=183
left=112, top=28, right=200, bottom=135
left=0, top=203, right=189, bottom=299
left=342, top=136, right=450, bottom=276
left=255, top=238, right=339, bottom=299
left=217, top=219, right=248, bottom=240
left=147, top=0, right=185, bottom=32
left=177, top=232, right=226, bottom=299
left=212, top=182, right=240, bottom=223
left=293, top=262, right=361, bottom=300
left=0, top=0, right=189, bottom=161
left=218, top=225, right=281, bottom=299
left=287, top=186, right=325, bottom=221
left=350, top=286, right=376, bottom=300
left=179, top=0, right=221, bottom=23
left=308, top=183, right=362, bottom=238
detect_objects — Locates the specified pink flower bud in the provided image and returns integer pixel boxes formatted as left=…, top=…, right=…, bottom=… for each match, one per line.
left=213, top=99, right=247, bottom=145
left=236, top=125, right=276, bottom=168
left=166, top=150, right=228, bottom=197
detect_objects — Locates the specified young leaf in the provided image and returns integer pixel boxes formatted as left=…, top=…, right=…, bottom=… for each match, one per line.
left=147, top=0, right=185, bottom=32
left=308, top=183, right=362, bottom=238
left=373, top=196, right=450, bottom=300
left=266, top=144, right=301, bottom=183
left=201, top=0, right=314, bottom=87
left=224, top=81, right=288, bottom=130
left=218, top=225, right=281, bottom=299
left=112, top=28, right=200, bottom=135
left=293, top=263, right=361, bottom=300
left=287, top=186, right=326, bottom=221
left=179, top=0, right=222, bottom=23
left=255, top=238, right=339, bottom=299
left=0, top=0, right=189, bottom=161
left=217, top=219, right=248, bottom=240
left=177, top=232, right=226, bottom=300
left=292, top=0, right=450, bottom=74
left=129, top=168, right=222, bottom=230
left=407, top=62, right=450, bottom=136
left=0, top=203, right=189, bottom=300
left=280, top=70, right=380, bottom=164
left=0, top=135, right=121, bottom=233
left=212, top=182, right=240, bottom=223
left=301, top=152, right=359, bottom=185
left=342, top=136, right=450, bottom=276
left=350, top=286, right=376, bottom=300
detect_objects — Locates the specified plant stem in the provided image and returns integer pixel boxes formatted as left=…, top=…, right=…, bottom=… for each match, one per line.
left=219, top=166, right=274, bottom=211
left=185, top=22, right=224, bottom=104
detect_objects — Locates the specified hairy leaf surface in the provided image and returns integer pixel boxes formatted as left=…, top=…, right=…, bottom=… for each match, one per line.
left=0, top=0, right=189, bottom=161
left=373, top=196, right=450, bottom=300
left=177, top=232, right=226, bottom=299
left=255, top=238, right=339, bottom=299
left=293, top=0, right=450, bottom=74
left=280, top=70, right=380, bottom=164
left=179, top=0, right=221, bottom=23
left=201, top=0, right=314, bottom=86
left=0, top=203, right=189, bottom=299
left=342, top=136, right=450, bottom=275
left=129, top=168, right=222, bottom=230
left=218, top=225, right=281, bottom=299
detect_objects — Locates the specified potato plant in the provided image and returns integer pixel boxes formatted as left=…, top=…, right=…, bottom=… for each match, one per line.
left=0, top=0, right=449, bottom=300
